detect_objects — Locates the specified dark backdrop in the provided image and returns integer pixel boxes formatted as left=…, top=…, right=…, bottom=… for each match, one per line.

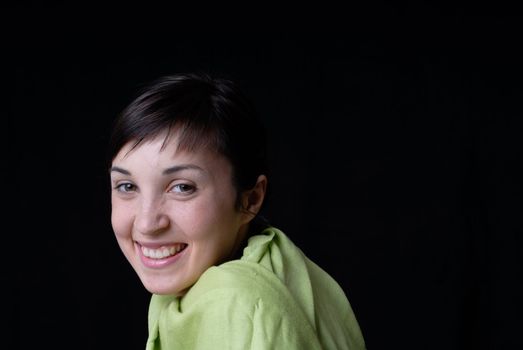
left=9, top=7, right=522, bottom=350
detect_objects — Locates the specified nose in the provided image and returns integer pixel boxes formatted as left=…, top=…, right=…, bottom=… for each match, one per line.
left=134, top=199, right=170, bottom=235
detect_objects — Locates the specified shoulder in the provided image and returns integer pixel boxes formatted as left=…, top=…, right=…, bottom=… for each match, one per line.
left=182, top=226, right=290, bottom=308
left=182, top=259, right=296, bottom=313
left=148, top=260, right=323, bottom=349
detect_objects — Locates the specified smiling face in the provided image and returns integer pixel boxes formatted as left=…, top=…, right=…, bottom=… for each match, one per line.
left=110, top=132, right=252, bottom=295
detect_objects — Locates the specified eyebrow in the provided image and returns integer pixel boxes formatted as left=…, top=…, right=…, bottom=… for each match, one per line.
left=110, top=166, right=130, bottom=175
left=109, top=164, right=205, bottom=176
left=162, top=164, right=205, bottom=175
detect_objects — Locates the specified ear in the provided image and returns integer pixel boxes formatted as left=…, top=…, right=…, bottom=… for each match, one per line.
left=241, top=175, right=268, bottom=221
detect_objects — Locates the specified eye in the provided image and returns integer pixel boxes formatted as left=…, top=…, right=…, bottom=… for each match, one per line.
left=170, top=183, right=196, bottom=195
left=115, top=182, right=136, bottom=193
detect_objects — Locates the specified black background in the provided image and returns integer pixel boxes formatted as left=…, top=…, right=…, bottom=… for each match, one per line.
left=9, top=5, right=523, bottom=350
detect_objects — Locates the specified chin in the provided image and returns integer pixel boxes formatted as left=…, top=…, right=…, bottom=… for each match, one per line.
left=142, top=280, right=190, bottom=296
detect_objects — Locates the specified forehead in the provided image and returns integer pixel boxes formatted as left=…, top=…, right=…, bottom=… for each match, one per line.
left=113, top=132, right=231, bottom=173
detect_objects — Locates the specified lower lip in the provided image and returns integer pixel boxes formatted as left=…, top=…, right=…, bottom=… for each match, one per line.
left=136, top=244, right=188, bottom=269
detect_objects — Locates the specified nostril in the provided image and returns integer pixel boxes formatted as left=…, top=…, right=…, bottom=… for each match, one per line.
left=135, top=210, right=170, bottom=235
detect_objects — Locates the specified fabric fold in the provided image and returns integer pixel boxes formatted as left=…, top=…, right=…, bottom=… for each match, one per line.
left=146, top=226, right=366, bottom=350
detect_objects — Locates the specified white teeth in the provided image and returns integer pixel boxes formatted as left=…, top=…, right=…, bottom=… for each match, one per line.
left=141, top=244, right=186, bottom=259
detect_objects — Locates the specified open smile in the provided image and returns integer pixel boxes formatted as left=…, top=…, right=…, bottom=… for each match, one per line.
left=136, top=242, right=188, bottom=268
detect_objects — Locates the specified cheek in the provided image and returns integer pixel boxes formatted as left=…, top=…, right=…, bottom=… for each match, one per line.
left=185, top=196, right=240, bottom=240
left=111, top=200, right=133, bottom=239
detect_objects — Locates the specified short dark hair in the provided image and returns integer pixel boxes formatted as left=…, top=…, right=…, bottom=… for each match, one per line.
left=107, top=72, right=269, bottom=211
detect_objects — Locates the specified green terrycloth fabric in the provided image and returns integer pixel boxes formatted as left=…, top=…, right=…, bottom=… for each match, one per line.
left=146, top=227, right=366, bottom=350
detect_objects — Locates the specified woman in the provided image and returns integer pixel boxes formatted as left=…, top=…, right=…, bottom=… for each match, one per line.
left=108, top=72, right=366, bottom=349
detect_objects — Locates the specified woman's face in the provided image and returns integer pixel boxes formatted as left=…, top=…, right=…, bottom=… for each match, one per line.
left=110, top=132, right=250, bottom=295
